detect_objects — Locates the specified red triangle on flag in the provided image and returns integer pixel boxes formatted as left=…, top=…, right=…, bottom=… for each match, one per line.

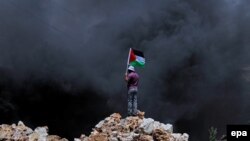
left=129, top=49, right=136, bottom=63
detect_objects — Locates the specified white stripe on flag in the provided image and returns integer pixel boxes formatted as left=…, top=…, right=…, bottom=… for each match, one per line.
left=136, top=56, right=145, bottom=64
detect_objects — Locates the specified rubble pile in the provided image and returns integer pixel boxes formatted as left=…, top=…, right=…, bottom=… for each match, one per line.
left=0, top=121, right=68, bottom=141
left=75, top=111, right=189, bottom=141
left=0, top=111, right=189, bottom=141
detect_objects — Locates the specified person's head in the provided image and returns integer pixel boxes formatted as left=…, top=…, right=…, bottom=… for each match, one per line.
left=128, top=65, right=135, bottom=73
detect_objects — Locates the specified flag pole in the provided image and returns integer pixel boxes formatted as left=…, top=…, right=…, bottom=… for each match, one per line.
left=125, top=48, right=131, bottom=74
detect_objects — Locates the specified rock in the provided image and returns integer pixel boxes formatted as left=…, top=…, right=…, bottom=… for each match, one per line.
left=74, top=134, right=88, bottom=141
left=124, top=116, right=142, bottom=132
left=139, top=118, right=154, bottom=134
left=34, top=126, right=48, bottom=141
left=18, top=121, right=25, bottom=127
left=47, top=135, right=68, bottom=141
left=110, top=137, right=119, bottom=141
left=34, top=126, right=48, bottom=136
left=16, top=121, right=33, bottom=135
left=118, top=132, right=134, bottom=141
left=11, top=123, right=16, bottom=128
left=161, top=123, right=173, bottom=133
left=95, top=120, right=105, bottom=129
left=183, top=133, right=189, bottom=140
left=139, top=118, right=173, bottom=134
left=171, top=133, right=189, bottom=141
left=112, top=131, right=118, bottom=136
left=0, top=124, right=13, bottom=139
left=153, top=128, right=171, bottom=141
left=89, top=133, right=108, bottom=141
left=29, top=132, right=39, bottom=141
left=110, top=113, right=122, bottom=122
left=135, top=135, right=153, bottom=141
left=137, top=111, right=145, bottom=119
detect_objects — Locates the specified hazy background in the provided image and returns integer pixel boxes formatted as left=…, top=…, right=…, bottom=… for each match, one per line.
left=0, top=0, right=250, bottom=140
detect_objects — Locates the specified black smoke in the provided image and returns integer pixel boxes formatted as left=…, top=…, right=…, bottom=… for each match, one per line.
left=0, top=0, right=250, bottom=140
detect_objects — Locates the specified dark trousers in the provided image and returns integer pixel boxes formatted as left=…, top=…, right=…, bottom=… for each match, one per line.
left=128, top=88, right=138, bottom=116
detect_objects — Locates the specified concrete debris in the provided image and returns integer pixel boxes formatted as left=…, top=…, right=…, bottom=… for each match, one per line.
left=0, top=121, right=68, bottom=141
left=153, top=128, right=172, bottom=141
left=171, top=133, right=189, bottom=141
left=0, top=111, right=188, bottom=141
left=139, top=118, right=173, bottom=134
left=76, top=111, right=189, bottom=141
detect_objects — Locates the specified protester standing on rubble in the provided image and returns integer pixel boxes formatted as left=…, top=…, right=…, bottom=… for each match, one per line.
left=125, top=48, right=145, bottom=116
left=125, top=65, right=139, bottom=116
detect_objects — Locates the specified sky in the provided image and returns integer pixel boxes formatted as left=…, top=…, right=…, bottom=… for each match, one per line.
left=0, top=0, right=250, bottom=140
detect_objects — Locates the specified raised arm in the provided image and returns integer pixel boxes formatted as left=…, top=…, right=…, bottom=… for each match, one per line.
left=124, top=73, right=129, bottom=81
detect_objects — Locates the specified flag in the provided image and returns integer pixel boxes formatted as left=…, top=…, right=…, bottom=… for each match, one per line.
left=128, top=48, right=145, bottom=67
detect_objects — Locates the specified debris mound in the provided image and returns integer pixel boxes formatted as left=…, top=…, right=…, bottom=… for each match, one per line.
left=0, top=121, right=68, bottom=141
left=0, top=111, right=189, bottom=141
left=75, top=111, right=189, bottom=141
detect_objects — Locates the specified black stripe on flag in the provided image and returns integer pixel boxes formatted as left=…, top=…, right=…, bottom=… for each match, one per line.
left=132, top=48, right=144, bottom=57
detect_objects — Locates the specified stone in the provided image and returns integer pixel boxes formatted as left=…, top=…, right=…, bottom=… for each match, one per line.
left=95, top=120, right=105, bottom=129
left=110, top=137, right=119, bottom=141
left=47, top=135, right=68, bottom=141
left=29, top=132, right=39, bottom=141
left=135, top=135, right=153, bottom=141
left=34, top=126, right=48, bottom=141
left=153, top=128, right=171, bottom=141
left=137, top=111, right=145, bottom=119
left=139, top=118, right=155, bottom=134
left=171, top=133, right=189, bottom=141
left=89, top=133, right=108, bottom=141
left=161, top=123, right=173, bottom=133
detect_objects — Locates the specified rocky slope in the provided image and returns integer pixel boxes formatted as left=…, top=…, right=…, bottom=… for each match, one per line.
left=0, top=112, right=188, bottom=141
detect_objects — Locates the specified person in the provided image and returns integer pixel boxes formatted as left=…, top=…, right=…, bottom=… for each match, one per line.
left=125, top=65, right=139, bottom=116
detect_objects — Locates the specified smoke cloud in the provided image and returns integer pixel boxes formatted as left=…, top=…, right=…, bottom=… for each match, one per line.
left=0, top=0, right=250, bottom=140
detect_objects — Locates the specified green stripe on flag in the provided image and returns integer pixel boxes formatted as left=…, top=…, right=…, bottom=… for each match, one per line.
left=130, top=60, right=145, bottom=67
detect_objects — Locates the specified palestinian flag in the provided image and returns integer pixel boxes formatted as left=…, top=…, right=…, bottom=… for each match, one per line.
left=129, top=48, right=145, bottom=67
